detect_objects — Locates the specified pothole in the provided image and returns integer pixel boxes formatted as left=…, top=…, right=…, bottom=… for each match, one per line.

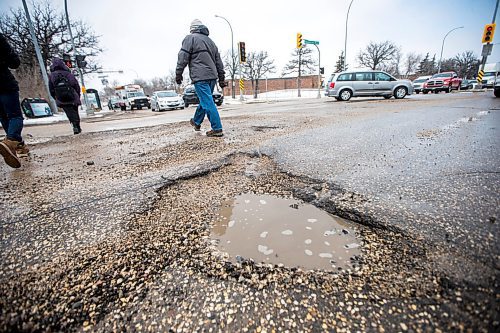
left=211, top=193, right=362, bottom=271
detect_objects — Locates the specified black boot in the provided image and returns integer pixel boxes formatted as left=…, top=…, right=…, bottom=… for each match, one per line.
left=72, top=122, right=82, bottom=134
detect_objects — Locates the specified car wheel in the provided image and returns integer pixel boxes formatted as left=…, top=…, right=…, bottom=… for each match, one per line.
left=184, top=103, right=189, bottom=107
left=394, top=86, right=407, bottom=99
left=433, top=90, right=439, bottom=94
left=339, top=89, right=352, bottom=101
left=383, top=95, right=391, bottom=99
left=423, top=90, right=428, bottom=94
left=445, top=86, right=451, bottom=93
left=494, top=89, right=500, bottom=97
left=415, top=91, right=420, bottom=94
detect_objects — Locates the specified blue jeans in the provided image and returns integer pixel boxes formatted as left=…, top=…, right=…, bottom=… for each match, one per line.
left=192, top=79, right=222, bottom=131
left=0, top=91, right=24, bottom=142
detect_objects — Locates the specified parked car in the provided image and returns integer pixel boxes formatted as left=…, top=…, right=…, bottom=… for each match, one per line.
left=412, top=75, right=431, bottom=94
left=460, top=79, right=478, bottom=90
left=325, top=70, right=413, bottom=101
left=183, top=85, right=224, bottom=107
left=422, top=72, right=462, bottom=94
left=151, top=90, right=184, bottom=111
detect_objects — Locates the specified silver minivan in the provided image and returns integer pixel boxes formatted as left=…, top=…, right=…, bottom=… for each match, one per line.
left=325, top=70, right=413, bottom=101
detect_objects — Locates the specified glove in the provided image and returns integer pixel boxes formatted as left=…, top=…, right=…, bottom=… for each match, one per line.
left=175, top=74, right=182, bottom=85
left=219, top=78, right=227, bottom=88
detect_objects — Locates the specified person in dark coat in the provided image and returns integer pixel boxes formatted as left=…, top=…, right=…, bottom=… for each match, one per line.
left=48, top=57, right=82, bottom=134
left=0, top=33, right=25, bottom=169
left=176, top=19, right=226, bottom=137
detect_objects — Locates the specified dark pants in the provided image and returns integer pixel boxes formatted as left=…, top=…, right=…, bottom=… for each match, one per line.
left=62, top=104, right=80, bottom=128
left=0, top=91, right=24, bottom=142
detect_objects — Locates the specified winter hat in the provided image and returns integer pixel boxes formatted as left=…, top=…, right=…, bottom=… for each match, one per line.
left=190, top=19, right=203, bottom=32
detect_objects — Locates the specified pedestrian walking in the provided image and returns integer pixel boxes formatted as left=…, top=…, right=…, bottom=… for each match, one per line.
left=0, top=33, right=27, bottom=169
left=48, top=58, right=82, bottom=134
left=176, top=19, right=226, bottom=137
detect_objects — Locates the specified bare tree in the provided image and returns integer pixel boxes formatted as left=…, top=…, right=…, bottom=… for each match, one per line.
left=453, top=51, right=479, bottom=79
left=0, top=1, right=102, bottom=71
left=282, top=47, right=317, bottom=97
left=0, top=1, right=102, bottom=99
left=403, top=52, right=423, bottom=78
left=381, top=47, right=402, bottom=77
left=357, top=41, right=398, bottom=70
left=223, top=49, right=238, bottom=99
left=242, top=51, right=276, bottom=98
left=282, top=47, right=317, bottom=76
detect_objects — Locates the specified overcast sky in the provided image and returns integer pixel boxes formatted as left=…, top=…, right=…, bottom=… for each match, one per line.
left=1, top=0, right=499, bottom=89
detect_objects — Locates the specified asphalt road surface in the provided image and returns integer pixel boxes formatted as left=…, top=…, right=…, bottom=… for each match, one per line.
left=0, top=91, right=498, bottom=332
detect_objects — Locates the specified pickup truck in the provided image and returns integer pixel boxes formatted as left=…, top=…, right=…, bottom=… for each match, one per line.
left=422, top=72, right=462, bottom=94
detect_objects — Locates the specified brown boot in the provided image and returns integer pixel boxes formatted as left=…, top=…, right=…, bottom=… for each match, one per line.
left=0, top=138, right=21, bottom=168
left=16, top=142, right=30, bottom=158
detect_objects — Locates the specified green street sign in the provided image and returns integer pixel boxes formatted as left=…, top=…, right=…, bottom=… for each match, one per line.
left=304, top=39, right=319, bottom=45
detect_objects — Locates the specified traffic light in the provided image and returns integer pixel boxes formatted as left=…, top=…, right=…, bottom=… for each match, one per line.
left=320, top=67, right=324, bottom=74
left=297, top=32, right=303, bottom=49
left=238, top=42, right=246, bottom=63
left=62, top=53, right=72, bottom=68
left=76, top=54, right=87, bottom=68
left=482, top=23, right=496, bottom=43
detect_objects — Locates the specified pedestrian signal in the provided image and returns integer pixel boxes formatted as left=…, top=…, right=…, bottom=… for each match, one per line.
left=239, top=42, right=246, bottom=63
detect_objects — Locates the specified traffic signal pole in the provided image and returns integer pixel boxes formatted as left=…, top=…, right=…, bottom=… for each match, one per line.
left=477, top=0, right=499, bottom=88
left=64, top=0, right=92, bottom=115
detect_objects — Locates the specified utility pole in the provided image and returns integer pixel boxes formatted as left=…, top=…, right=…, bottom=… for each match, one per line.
left=477, top=0, right=499, bottom=88
left=21, top=0, right=58, bottom=114
left=64, top=0, right=92, bottom=115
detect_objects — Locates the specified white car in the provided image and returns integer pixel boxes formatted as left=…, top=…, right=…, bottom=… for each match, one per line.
left=412, top=75, right=431, bottom=94
left=151, top=90, right=184, bottom=111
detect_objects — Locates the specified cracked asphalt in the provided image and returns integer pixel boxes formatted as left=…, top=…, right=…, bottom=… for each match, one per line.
left=0, top=92, right=498, bottom=332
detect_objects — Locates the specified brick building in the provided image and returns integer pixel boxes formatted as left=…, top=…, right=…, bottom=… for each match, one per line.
left=222, top=75, right=321, bottom=96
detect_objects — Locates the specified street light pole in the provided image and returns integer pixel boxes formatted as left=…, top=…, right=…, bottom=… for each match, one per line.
left=344, top=0, right=354, bottom=71
left=215, top=15, right=236, bottom=99
left=21, top=0, right=58, bottom=114
left=64, top=0, right=92, bottom=115
left=314, top=44, right=321, bottom=98
left=437, top=26, right=464, bottom=73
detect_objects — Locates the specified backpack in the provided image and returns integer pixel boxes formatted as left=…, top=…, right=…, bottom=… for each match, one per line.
left=54, top=73, right=74, bottom=103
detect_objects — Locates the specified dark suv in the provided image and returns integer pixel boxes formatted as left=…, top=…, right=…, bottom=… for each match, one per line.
left=182, top=86, right=224, bottom=107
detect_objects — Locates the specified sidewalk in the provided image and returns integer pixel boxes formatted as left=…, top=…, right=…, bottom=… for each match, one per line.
left=21, top=108, right=117, bottom=127
left=15, top=89, right=325, bottom=127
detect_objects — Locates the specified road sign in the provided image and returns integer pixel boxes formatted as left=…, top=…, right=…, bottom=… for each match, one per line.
left=477, top=69, right=484, bottom=82
left=481, top=43, right=493, bottom=56
left=304, top=39, right=319, bottom=45
left=239, top=78, right=244, bottom=92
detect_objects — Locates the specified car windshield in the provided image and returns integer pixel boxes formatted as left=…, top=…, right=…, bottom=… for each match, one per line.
left=483, top=72, right=496, bottom=77
left=432, top=73, right=452, bottom=78
left=157, top=91, right=177, bottom=98
left=127, top=92, right=145, bottom=98
left=414, top=79, right=427, bottom=83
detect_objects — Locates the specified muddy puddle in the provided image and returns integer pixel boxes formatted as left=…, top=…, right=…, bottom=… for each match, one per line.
left=212, top=193, right=362, bottom=270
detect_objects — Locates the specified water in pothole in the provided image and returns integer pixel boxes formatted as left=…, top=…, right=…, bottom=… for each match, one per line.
left=211, top=193, right=362, bottom=270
